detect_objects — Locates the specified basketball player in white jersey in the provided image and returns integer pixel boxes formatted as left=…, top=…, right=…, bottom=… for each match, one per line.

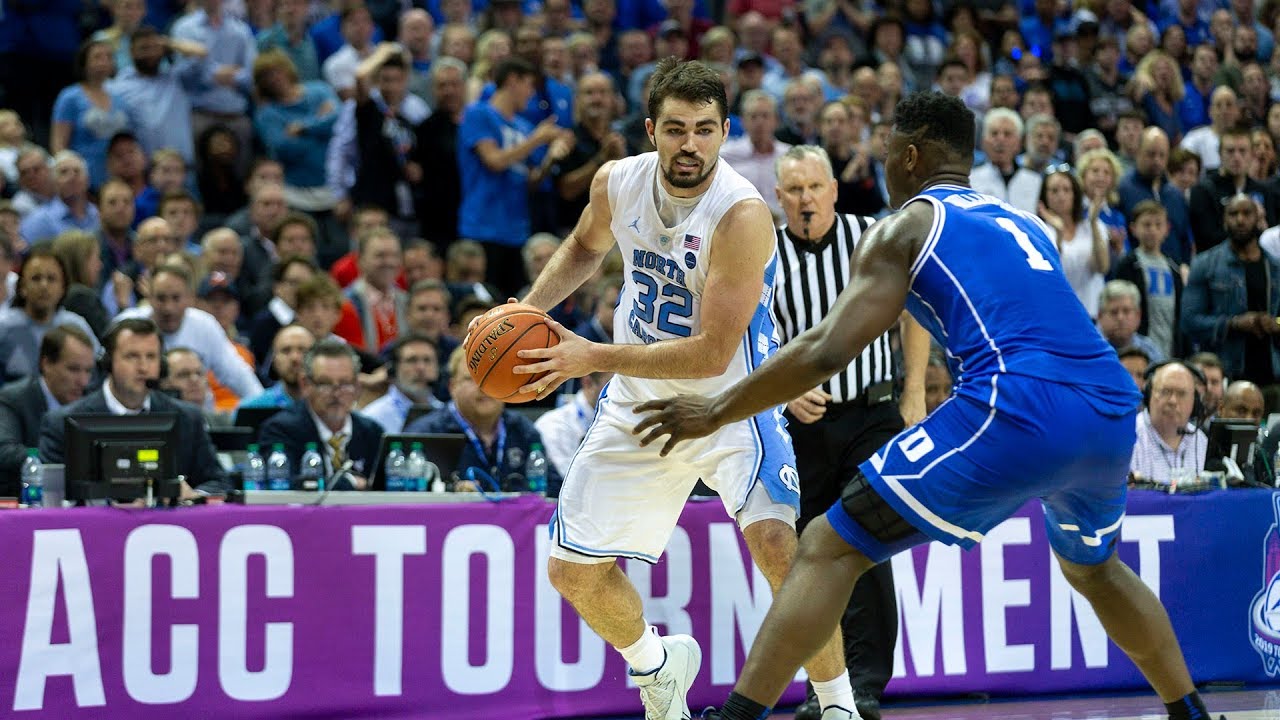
left=509, top=59, right=856, bottom=720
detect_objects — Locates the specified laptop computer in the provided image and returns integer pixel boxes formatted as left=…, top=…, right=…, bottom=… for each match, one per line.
left=369, top=433, right=468, bottom=490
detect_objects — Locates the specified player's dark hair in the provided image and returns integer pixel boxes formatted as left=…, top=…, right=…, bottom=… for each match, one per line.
left=647, top=57, right=729, bottom=124
left=891, top=91, right=975, bottom=159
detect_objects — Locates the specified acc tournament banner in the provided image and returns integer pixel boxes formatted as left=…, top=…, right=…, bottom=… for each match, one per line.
left=0, top=491, right=1276, bottom=719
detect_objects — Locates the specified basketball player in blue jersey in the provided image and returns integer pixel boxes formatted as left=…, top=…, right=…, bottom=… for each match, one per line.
left=635, top=92, right=1219, bottom=720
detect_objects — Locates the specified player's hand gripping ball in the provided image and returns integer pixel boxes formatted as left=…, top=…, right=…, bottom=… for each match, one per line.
left=463, top=303, right=561, bottom=403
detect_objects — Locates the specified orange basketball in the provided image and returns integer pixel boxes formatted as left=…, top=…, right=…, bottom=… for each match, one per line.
left=463, top=303, right=561, bottom=403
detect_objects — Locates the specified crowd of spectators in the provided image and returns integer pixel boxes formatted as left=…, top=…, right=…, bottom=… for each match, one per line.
left=3, top=0, right=1280, bottom=493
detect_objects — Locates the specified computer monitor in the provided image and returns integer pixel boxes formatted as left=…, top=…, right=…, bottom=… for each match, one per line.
left=1205, top=419, right=1260, bottom=473
left=231, top=406, right=283, bottom=440
left=370, top=433, right=468, bottom=490
left=64, top=413, right=181, bottom=502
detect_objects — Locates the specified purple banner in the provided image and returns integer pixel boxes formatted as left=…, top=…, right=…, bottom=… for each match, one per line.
left=0, top=490, right=1275, bottom=719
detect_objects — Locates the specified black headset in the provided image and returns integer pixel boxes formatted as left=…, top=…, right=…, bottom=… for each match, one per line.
left=99, top=317, right=168, bottom=380
left=1142, top=359, right=1207, bottom=424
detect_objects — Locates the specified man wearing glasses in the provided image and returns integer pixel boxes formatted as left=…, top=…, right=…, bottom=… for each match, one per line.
left=259, top=339, right=384, bottom=489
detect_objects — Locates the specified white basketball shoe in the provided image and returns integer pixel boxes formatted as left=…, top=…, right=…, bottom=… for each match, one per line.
left=630, top=634, right=702, bottom=720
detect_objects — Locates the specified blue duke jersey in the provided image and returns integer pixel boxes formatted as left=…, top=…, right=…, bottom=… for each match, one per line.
left=606, top=152, right=783, bottom=404
left=904, top=184, right=1141, bottom=415
left=827, top=185, right=1143, bottom=566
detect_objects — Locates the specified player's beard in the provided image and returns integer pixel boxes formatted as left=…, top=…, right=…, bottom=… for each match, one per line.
left=662, top=152, right=715, bottom=189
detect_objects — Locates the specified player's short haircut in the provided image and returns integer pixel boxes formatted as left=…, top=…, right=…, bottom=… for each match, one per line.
left=776, top=144, right=834, bottom=180
left=1100, top=279, right=1141, bottom=308
left=893, top=91, right=975, bottom=159
left=647, top=57, right=729, bottom=124
left=1130, top=199, right=1167, bottom=222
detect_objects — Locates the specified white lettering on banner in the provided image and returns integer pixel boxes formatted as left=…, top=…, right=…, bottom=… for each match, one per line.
left=441, top=525, right=515, bottom=695
left=890, top=543, right=966, bottom=678
left=218, top=525, right=294, bottom=701
left=123, top=525, right=200, bottom=703
left=1049, top=553, right=1107, bottom=670
left=14, top=529, right=105, bottom=710
left=981, top=518, right=1034, bottom=672
left=707, top=523, right=778, bottom=685
left=625, top=528, right=693, bottom=689
left=534, top=529, right=606, bottom=692
left=351, top=525, right=427, bottom=697
left=1121, top=516, right=1175, bottom=597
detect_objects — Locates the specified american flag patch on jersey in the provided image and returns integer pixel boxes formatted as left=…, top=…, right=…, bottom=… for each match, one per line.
left=683, top=234, right=701, bottom=250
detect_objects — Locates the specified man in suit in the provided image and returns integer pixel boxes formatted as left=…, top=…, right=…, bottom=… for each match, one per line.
left=39, top=317, right=229, bottom=492
left=0, top=324, right=95, bottom=494
left=258, top=339, right=383, bottom=489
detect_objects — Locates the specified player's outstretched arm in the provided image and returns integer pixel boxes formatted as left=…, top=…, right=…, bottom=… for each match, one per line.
left=523, top=162, right=619, bottom=312
left=634, top=202, right=930, bottom=454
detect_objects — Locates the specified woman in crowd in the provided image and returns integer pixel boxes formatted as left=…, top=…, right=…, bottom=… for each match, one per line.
left=0, top=244, right=97, bottom=384
left=1131, top=50, right=1185, bottom=144
left=52, top=230, right=109, bottom=339
left=1038, top=170, right=1109, bottom=318
left=51, top=39, right=135, bottom=190
left=1252, top=127, right=1278, bottom=183
left=253, top=51, right=341, bottom=222
left=950, top=30, right=992, bottom=115
left=1075, top=148, right=1128, bottom=260
left=467, top=29, right=512, bottom=102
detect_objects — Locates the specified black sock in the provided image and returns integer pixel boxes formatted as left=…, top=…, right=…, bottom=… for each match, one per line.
left=1165, top=692, right=1209, bottom=720
left=720, top=692, right=772, bottom=720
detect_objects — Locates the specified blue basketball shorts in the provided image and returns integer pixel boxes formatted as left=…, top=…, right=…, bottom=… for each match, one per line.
left=825, top=374, right=1137, bottom=566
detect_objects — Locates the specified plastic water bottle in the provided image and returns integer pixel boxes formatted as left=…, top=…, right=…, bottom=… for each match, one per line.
left=267, top=443, right=291, bottom=491
left=408, top=442, right=428, bottom=492
left=243, top=444, right=266, bottom=492
left=526, top=443, right=548, bottom=495
left=300, top=442, right=324, bottom=491
left=386, top=442, right=407, bottom=491
left=20, top=449, right=43, bottom=508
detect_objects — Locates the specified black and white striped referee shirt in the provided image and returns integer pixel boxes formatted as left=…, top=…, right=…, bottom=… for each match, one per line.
left=773, top=213, right=897, bottom=404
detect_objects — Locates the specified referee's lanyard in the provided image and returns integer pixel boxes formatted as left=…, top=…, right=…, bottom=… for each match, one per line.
left=449, top=402, right=506, bottom=476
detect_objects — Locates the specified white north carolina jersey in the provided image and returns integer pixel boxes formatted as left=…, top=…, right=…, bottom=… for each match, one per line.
left=606, top=152, right=781, bottom=403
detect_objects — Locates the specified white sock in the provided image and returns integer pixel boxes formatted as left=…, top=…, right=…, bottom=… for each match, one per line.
left=617, top=625, right=666, bottom=675
left=812, top=670, right=855, bottom=713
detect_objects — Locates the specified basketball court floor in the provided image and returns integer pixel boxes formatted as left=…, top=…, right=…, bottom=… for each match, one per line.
left=609, top=689, right=1280, bottom=720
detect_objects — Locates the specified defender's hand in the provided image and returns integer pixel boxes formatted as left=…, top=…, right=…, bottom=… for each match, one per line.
left=633, top=394, right=723, bottom=456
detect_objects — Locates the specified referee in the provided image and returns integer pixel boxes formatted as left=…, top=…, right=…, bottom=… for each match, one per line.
left=772, top=146, right=929, bottom=720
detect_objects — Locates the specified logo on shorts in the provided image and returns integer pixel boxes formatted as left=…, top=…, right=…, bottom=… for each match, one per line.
left=1250, top=494, right=1280, bottom=676
left=779, top=464, right=800, bottom=493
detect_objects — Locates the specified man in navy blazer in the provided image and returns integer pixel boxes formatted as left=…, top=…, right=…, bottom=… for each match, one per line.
left=39, top=318, right=229, bottom=492
left=0, top=325, right=96, bottom=494
left=259, top=339, right=383, bottom=490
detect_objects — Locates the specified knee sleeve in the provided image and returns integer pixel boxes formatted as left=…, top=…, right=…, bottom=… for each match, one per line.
left=825, top=471, right=927, bottom=563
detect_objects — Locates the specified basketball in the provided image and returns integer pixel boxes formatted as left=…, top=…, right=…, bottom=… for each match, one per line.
left=464, top=303, right=561, bottom=403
